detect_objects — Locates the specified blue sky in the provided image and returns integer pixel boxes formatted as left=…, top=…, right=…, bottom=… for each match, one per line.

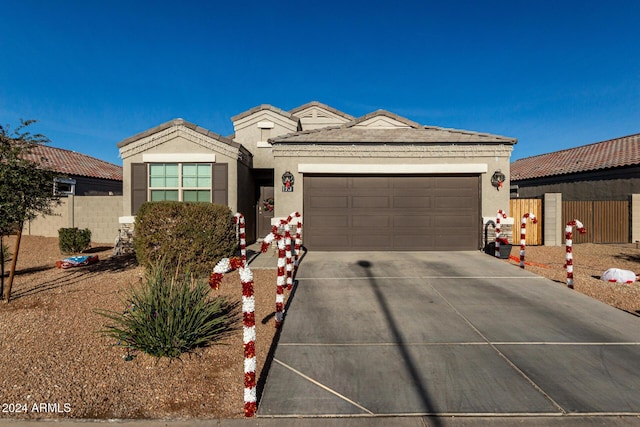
left=1, top=0, right=639, bottom=166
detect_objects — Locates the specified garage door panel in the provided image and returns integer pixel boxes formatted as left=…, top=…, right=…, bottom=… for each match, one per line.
left=352, top=196, right=390, bottom=208
left=352, top=215, right=390, bottom=227
left=309, top=196, right=349, bottom=209
left=391, top=177, right=432, bottom=188
left=393, top=215, right=432, bottom=228
left=352, top=177, right=390, bottom=188
left=308, top=214, right=349, bottom=228
left=304, top=175, right=479, bottom=251
left=307, top=176, right=349, bottom=189
left=393, top=196, right=432, bottom=208
left=432, top=214, right=476, bottom=227
left=434, top=196, right=474, bottom=209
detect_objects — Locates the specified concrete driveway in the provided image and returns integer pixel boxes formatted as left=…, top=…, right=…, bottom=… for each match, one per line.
left=258, top=251, right=640, bottom=419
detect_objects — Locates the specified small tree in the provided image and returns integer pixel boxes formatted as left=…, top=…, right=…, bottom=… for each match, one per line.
left=0, top=120, right=61, bottom=302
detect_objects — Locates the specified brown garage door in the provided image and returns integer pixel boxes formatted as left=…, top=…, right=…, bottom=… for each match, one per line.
left=303, top=175, right=480, bottom=251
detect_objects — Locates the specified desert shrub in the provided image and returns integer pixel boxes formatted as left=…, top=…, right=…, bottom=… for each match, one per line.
left=96, top=260, right=240, bottom=359
left=58, top=227, right=92, bottom=254
left=133, top=202, right=236, bottom=276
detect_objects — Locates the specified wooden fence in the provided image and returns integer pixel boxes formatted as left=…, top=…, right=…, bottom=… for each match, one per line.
left=562, top=200, right=629, bottom=244
left=510, top=198, right=543, bottom=245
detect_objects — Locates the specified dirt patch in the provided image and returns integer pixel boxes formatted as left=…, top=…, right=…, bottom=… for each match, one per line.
left=506, top=242, right=640, bottom=315
left=1, top=237, right=639, bottom=420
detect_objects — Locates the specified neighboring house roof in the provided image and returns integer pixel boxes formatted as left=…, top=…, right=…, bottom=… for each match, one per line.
left=116, top=118, right=241, bottom=150
left=270, top=110, right=516, bottom=144
left=511, top=132, right=640, bottom=181
left=24, top=144, right=123, bottom=181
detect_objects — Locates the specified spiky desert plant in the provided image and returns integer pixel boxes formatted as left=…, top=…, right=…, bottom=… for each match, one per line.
left=96, top=260, right=240, bottom=359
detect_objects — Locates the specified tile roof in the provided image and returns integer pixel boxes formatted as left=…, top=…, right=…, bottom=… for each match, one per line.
left=116, top=118, right=240, bottom=149
left=349, top=109, right=423, bottom=128
left=23, top=144, right=123, bottom=181
left=289, top=101, right=356, bottom=121
left=511, top=133, right=640, bottom=181
left=270, top=111, right=516, bottom=144
left=231, top=104, right=298, bottom=123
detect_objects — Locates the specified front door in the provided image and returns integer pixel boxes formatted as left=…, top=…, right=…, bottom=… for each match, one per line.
left=257, top=186, right=274, bottom=238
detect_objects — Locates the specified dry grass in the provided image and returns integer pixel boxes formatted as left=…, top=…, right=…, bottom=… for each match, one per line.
left=0, top=236, right=639, bottom=420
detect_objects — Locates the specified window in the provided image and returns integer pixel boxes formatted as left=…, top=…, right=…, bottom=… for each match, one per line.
left=54, top=177, right=76, bottom=196
left=148, top=163, right=211, bottom=202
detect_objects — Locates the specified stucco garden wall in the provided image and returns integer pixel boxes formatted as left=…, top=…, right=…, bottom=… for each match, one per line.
left=23, top=195, right=122, bottom=244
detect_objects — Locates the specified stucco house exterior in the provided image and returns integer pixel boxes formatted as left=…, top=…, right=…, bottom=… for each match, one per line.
left=510, top=132, right=640, bottom=200
left=117, top=101, right=516, bottom=251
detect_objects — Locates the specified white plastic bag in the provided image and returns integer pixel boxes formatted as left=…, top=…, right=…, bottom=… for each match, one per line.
left=601, top=268, right=637, bottom=284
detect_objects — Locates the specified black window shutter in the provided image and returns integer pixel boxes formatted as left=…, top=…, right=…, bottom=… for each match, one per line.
left=212, top=163, right=228, bottom=205
left=131, top=163, right=148, bottom=214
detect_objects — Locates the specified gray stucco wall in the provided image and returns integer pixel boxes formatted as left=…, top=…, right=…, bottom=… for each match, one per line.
left=513, top=166, right=640, bottom=201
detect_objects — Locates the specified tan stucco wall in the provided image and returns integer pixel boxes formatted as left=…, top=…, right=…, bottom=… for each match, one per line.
left=271, top=143, right=513, bottom=221
left=24, top=195, right=122, bottom=243
left=232, top=110, right=298, bottom=169
left=119, top=126, right=241, bottom=216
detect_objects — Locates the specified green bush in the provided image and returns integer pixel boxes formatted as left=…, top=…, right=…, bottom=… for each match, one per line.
left=96, top=260, right=240, bottom=359
left=58, top=227, right=92, bottom=254
left=134, top=202, right=237, bottom=277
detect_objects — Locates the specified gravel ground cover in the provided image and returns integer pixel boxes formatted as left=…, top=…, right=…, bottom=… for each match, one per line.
left=0, top=236, right=279, bottom=419
left=0, top=236, right=639, bottom=420
left=507, top=242, right=640, bottom=315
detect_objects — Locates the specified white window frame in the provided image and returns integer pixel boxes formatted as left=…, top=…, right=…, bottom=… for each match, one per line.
left=54, top=177, right=76, bottom=196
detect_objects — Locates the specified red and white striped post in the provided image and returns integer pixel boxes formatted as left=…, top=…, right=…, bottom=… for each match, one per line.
left=495, top=210, right=507, bottom=258
left=284, top=221, right=294, bottom=291
left=234, top=212, right=247, bottom=265
left=261, top=213, right=303, bottom=328
left=274, top=232, right=286, bottom=327
left=239, top=265, right=257, bottom=417
left=208, top=213, right=257, bottom=417
left=564, top=219, right=587, bottom=289
left=519, top=213, right=538, bottom=268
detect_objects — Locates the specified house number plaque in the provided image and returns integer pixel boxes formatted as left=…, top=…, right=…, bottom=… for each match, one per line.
left=282, top=171, right=294, bottom=192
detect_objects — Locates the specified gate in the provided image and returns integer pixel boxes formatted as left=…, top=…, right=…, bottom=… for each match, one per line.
left=562, top=200, right=629, bottom=243
left=510, top=198, right=543, bottom=245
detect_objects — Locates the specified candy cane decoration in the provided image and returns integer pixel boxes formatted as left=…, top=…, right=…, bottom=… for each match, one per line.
left=275, top=233, right=286, bottom=327
left=239, top=265, right=257, bottom=417
left=234, top=212, right=247, bottom=265
left=208, top=213, right=257, bottom=417
left=564, top=219, right=587, bottom=289
left=260, top=212, right=303, bottom=328
left=519, top=213, right=538, bottom=268
left=495, top=210, right=507, bottom=258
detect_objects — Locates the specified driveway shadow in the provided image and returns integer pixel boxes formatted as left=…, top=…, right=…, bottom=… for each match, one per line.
left=357, top=259, right=441, bottom=424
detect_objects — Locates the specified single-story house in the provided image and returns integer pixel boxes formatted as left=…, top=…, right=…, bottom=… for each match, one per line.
left=117, top=101, right=516, bottom=251
left=511, top=132, right=640, bottom=200
left=25, top=144, right=123, bottom=196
